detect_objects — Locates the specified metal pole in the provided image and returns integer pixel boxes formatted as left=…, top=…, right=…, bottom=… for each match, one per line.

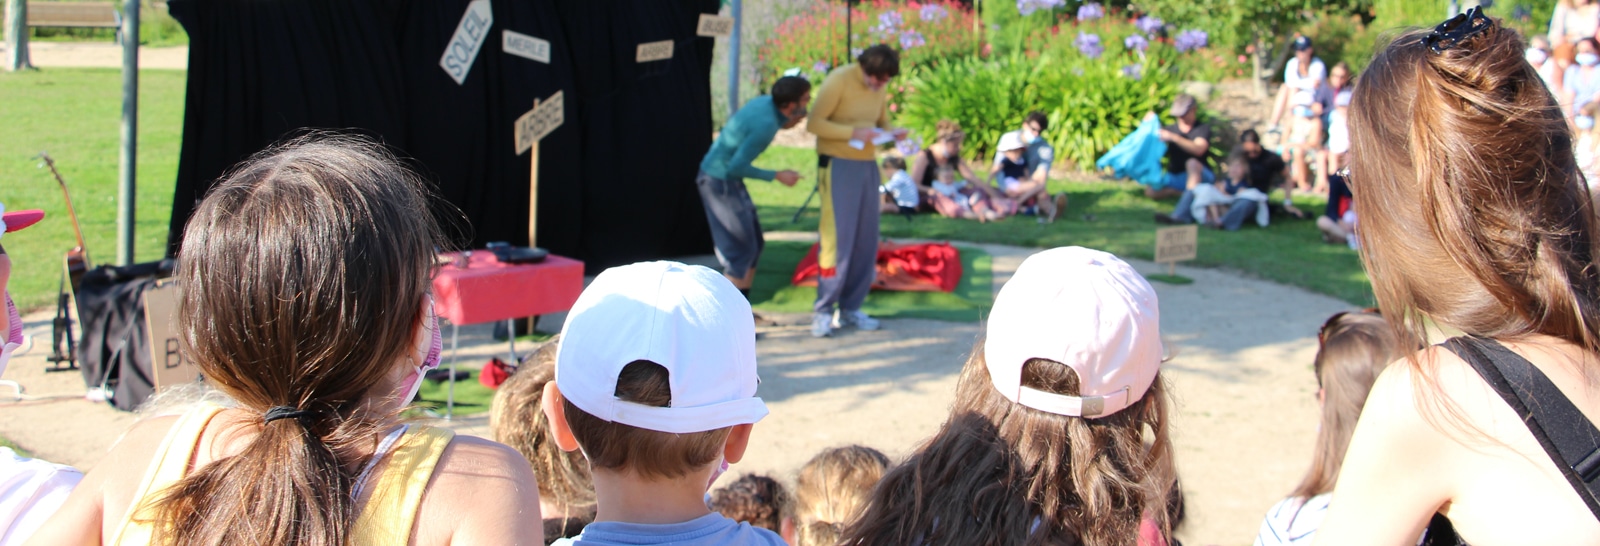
left=118, top=0, right=139, bottom=265
left=727, top=0, right=741, bottom=117
left=3, top=0, right=29, bottom=71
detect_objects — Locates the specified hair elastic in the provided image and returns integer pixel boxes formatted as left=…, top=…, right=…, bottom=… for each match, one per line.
left=263, top=406, right=316, bottom=423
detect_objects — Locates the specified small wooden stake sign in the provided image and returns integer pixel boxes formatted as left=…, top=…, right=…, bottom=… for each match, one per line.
left=1154, top=225, right=1198, bottom=277
left=515, top=90, right=564, bottom=246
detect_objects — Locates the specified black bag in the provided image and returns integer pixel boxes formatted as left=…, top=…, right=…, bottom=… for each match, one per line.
left=1422, top=336, right=1600, bottom=544
left=75, top=260, right=175, bottom=411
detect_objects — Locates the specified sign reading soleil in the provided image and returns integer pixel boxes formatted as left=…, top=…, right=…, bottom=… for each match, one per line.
left=440, top=0, right=494, bottom=85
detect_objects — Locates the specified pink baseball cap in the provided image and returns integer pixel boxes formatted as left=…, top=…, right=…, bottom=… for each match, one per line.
left=0, top=204, right=45, bottom=239
left=556, top=261, right=768, bottom=434
left=984, top=247, right=1163, bottom=418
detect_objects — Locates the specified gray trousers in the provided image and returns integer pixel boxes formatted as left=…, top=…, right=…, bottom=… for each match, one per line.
left=815, top=157, right=880, bottom=314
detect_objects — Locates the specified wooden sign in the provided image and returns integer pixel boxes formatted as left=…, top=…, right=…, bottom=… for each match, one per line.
left=1154, top=225, right=1198, bottom=274
left=515, top=90, right=564, bottom=154
left=696, top=14, right=735, bottom=37
left=636, top=40, right=675, bottom=63
left=144, top=281, right=203, bottom=390
left=440, top=0, right=494, bottom=85
left=503, top=30, right=551, bottom=63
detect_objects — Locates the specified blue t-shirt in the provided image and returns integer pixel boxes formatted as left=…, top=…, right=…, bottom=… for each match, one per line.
left=556, top=513, right=786, bottom=546
left=1567, top=65, right=1600, bottom=114
left=700, top=96, right=786, bottom=182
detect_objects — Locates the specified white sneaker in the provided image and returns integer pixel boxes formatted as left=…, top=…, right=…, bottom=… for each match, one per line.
left=833, top=309, right=881, bottom=331
left=811, top=312, right=834, bottom=337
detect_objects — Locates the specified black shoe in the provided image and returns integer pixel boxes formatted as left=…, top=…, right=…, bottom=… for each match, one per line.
left=1153, top=212, right=1180, bottom=225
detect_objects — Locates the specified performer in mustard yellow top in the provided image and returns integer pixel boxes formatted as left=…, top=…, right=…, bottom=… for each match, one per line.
left=806, top=44, right=907, bottom=337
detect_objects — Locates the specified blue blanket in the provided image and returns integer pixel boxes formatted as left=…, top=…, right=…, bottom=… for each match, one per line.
left=1095, top=117, right=1168, bottom=187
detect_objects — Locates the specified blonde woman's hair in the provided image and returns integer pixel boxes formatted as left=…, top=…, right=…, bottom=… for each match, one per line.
left=935, top=119, right=965, bottom=143
left=793, top=445, right=890, bottom=546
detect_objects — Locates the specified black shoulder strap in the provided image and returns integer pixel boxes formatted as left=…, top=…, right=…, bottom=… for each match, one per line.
left=1443, top=336, right=1600, bottom=522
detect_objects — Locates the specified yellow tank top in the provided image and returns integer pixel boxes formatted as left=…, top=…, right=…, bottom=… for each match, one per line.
left=108, top=405, right=456, bottom=545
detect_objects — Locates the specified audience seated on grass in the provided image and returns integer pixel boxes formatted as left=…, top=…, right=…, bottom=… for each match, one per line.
left=1157, top=151, right=1270, bottom=231
left=24, top=134, right=543, bottom=545
left=1145, top=94, right=1214, bottom=200
left=0, top=204, right=84, bottom=546
left=1254, top=311, right=1402, bottom=545
left=841, top=246, right=1175, bottom=546
left=988, top=112, right=1066, bottom=222
left=541, top=260, right=782, bottom=545
left=490, top=335, right=597, bottom=545
left=910, top=119, right=986, bottom=213
left=1313, top=10, right=1600, bottom=544
left=709, top=474, right=789, bottom=537
left=878, top=156, right=920, bottom=216
left=790, top=445, right=889, bottom=546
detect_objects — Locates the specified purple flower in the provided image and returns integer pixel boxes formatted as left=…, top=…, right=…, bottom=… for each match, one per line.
left=851, top=47, right=864, bottom=58
left=875, top=11, right=903, bottom=33
left=1074, top=32, right=1103, bottom=59
left=1124, top=33, right=1148, bottom=52
left=920, top=4, right=948, bottom=22
left=1076, top=2, right=1104, bottom=21
left=1016, top=0, right=1063, bottom=17
left=1121, top=63, right=1143, bottom=79
left=1135, top=15, right=1164, bottom=35
left=1174, top=29, right=1209, bottom=52
left=897, top=136, right=923, bottom=157
left=813, top=61, right=830, bottom=74
left=899, top=30, right=926, bottom=49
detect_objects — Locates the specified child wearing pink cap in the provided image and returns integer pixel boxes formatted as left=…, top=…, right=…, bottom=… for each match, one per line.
left=841, top=246, right=1176, bottom=545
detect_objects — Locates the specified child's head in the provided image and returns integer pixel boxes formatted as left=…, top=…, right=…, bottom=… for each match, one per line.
left=998, top=131, right=1026, bottom=162
left=709, top=474, right=789, bottom=533
left=935, top=164, right=956, bottom=184
left=1225, top=150, right=1250, bottom=182
left=793, top=445, right=890, bottom=546
left=881, top=156, right=906, bottom=173
left=1289, top=310, right=1402, bottom=500
left=845, top=247, right=1172, bottom=545
left=545, top=261, right=767, bottom=485
left=490, top=335, right=596, bottom=516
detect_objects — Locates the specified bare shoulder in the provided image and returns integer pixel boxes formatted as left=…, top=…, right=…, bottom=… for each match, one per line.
left=416, top=434, right=543, bottom=546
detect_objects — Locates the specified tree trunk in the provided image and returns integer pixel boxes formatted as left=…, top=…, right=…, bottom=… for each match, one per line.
left=4, top=0, right=31, bottom=71
left=1251, top=36, right=1266, bottom=99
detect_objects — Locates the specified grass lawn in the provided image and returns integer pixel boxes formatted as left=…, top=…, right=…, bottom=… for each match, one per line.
left=0, top=435, right=31, bottom=458
left=746, top=146, right=1374, bottom=306
left=1, top=68, right=186, bottom=311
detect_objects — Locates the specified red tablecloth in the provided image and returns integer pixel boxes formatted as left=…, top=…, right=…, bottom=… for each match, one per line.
left=432, top=251, right=585, bottom=325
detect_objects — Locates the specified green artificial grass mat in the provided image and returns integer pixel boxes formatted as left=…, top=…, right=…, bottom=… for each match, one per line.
left=412, top=372, right=495, bottom=417
left=749, top=240, right=993, bottom=322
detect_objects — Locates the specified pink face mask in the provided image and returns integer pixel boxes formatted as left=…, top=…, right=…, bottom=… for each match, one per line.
left=398, top=300, right=444, bottom=404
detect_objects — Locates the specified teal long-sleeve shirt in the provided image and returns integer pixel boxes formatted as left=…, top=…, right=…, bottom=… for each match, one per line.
left=700, top=95, right=786, bottom=182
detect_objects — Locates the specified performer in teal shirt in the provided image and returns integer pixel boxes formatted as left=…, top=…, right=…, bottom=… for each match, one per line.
left=696, top=76, right=811, bottom=300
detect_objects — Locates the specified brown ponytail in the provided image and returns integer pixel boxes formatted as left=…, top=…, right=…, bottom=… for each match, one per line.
left=145, top=134, right=443, bottom=544
left=792, top=445, right=889, bottom=546
left=1350, top=19, right=1600, bottom=362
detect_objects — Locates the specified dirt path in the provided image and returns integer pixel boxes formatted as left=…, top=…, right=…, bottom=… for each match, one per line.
left=0, top=42, right=188, bottom=70
left=0, top=236, right=1345, bottom=545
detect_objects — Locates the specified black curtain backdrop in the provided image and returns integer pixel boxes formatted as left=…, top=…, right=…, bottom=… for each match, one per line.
left=166, top=0, right=717, bottom=272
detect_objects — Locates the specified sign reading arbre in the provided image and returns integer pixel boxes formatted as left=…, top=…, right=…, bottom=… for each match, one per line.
left=440, top=0, right=494, bottom=85
left=697, top=14, right=735, bottom=37
left=515, top=90, right=565, bottom=154
left=1154, top=224, right=1198, bottom=266
left=144, top=281, right=203, bottom=390
left=636, top=40, right=675, bottom=63
left=503, top=30, right=551, bottom=64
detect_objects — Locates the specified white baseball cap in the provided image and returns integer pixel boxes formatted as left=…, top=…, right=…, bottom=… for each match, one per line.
left=998, top=131, right=1026, bottom=152
left=555, top=261, right=769, bottom=434
left=984, top=247, right=1162, bottom=418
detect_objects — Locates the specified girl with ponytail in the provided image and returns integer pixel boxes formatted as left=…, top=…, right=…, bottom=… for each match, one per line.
left=789, top=446, right=889, bottom=546
left=27, top=134, right=543, bottom=545
left=1314, top=8, right=1600, bottom=544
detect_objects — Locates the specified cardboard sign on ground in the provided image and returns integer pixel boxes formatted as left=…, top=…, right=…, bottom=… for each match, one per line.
left=696, top=14, right=734, bottom=37
left=144, top=281, right=203, bottom=390
left=1155, top=225, right=1198, bottom=274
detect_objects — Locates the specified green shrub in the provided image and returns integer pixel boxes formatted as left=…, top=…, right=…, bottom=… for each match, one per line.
left=755, top=0, right=978, bottom=91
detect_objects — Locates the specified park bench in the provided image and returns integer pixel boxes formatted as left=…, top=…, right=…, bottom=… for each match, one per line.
left=25, top=2, right=121, bottom=41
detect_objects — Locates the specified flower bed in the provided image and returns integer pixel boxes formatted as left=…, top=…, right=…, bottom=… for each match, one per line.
left=756, top=0, right=978, bottom=90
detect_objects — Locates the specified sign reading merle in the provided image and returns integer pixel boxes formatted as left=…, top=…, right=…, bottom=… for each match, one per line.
left=440, top=0, right=494, bottom=85
left=1154, top=225, right=1198, bottom=264
left=697, top=14, right=734, bottom=37
left=503, top=30, right=551, bottom=64
left=515, top=90, right=565, bottom=154
left=636, top=40, right=675, bottom=63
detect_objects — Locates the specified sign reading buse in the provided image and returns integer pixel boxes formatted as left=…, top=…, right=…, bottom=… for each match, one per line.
left=696, top=14, right=734, bottom=37
left=1154, top=225, right=1198, bottom=264
left=440, top=0, right=494, bottom=85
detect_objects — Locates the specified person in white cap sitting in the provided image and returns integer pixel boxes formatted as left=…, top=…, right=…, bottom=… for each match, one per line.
left=541, top=261, right=782, bottom=545
left=840, top=246, right=1178, bottom=545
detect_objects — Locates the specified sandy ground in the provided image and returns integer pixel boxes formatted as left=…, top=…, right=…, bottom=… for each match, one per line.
left=0, top=41, right=188, bottom=70
left=0, top=234, right=1349, bottom=545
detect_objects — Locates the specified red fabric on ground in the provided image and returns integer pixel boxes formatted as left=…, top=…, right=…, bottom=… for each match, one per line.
left=480, top=358, right=514, bottom=389
left=792, top=242, right=963, bottom=293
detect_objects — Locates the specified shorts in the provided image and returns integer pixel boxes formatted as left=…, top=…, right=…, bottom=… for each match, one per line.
left=695, top=172, right=764, bottom=279
left=1162, top=167, right=1215, bottom=191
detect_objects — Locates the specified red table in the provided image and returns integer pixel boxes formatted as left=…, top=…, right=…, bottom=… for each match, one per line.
left=430, top=250, right=584, bottom=417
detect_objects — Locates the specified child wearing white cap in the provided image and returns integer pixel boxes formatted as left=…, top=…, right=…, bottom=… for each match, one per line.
left=542, top=261, right=782, bottom=545
left=841, top=246, right=1177, bottom=545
